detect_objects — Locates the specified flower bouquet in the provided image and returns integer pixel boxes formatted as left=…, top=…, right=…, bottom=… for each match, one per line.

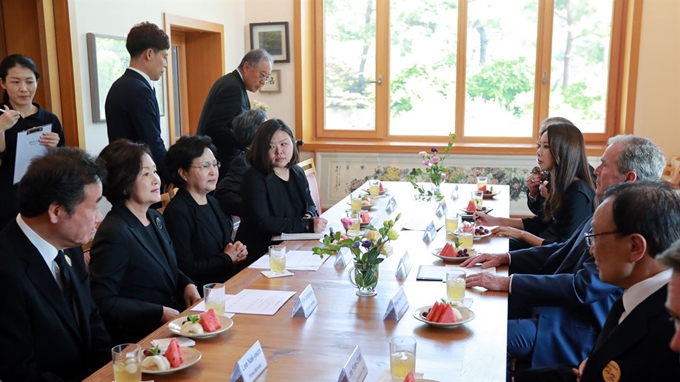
left=407, top=133, right=456, bottom=201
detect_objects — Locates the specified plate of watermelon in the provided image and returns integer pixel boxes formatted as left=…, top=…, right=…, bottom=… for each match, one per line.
left=432, top=243, right=476, bottom=263
left=141, top=338, right=202, bottom=375
left=168, top=310, right=234, bottom=339
left=413, top=301, right=475, bottom=328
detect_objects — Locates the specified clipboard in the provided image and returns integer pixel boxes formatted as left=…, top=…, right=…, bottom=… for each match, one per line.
left=14, top=123, right=52, bottom=184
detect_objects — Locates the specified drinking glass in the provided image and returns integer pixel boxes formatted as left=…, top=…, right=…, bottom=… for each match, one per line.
left=445, top=212, right=459, bottom=234
left=458, top=231, right=473, bottom=249
left=446, top=269, right=467, bottom=304
left=346, top=209, right=361, bottom=236
left=269, top=245, right=287, bottom=275
left=350, top=194, right=362, bottom=211
left=112, top=343, right=141, bottom=382
left=476, top=176, right=488, bottom=191
left=203, top=282, right=226, bottom=316
left=472, top=190, right=484, bottom=208
left=369, top=179, right=380, bottom=196
left=390, top=336, right=416, bottom=378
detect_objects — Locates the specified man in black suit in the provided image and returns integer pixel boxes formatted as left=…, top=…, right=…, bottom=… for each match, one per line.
left=197, top=49, right=273, bottom=177
left=657, top=223, right=680, bottom=358
left=522, top=181, right=680, bottom=381
left=0, top=147, right=111, bottom=381
left=106, top=21, right=170, bottom=185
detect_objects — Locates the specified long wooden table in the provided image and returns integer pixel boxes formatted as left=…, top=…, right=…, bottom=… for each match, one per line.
left=85, top=182, right=509, bottom=381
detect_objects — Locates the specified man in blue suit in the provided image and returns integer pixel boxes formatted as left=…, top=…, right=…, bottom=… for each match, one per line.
left=461, top=135, right=666, bottom=377
left=106, top=21, right=170, bottom=186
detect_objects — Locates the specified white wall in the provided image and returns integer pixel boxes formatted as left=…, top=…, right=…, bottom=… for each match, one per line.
left=633, top=0, right=680, bottom=159
left=70, top=0, right=246, bottom=156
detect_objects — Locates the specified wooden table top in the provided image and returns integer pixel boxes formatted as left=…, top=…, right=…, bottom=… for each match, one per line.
left=85, top=182, right=509, bottom=382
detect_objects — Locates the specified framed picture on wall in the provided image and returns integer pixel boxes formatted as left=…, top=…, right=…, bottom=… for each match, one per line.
left=249, top=22, right=290, bottom=63
left=259, top=69, right=281, bottom=93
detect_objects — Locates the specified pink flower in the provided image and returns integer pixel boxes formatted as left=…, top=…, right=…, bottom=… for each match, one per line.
left=422, top=160, right=430, bottom=166
left=431, top=156, right=440, bottom=164
left=418, top=151, right=427, bottom=158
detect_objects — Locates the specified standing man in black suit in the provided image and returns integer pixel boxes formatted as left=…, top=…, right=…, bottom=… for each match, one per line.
left=106, top=21, right=170, bottom=186
left=0, top=147, right=111, bottom=381
left=197, top=49, right=273, bottom=177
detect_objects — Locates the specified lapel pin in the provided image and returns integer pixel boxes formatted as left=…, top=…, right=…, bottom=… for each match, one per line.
left=64, top=254, right=72, bottom=267
left=602, top=360, right=621, bottom=382
left=155, top=216, right=163, bottom=230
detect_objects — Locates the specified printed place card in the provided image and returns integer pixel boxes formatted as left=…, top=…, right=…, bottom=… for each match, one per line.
left=338, top=345, right=368, bottom=382
left=385, top=196, right=398, bottom=213
left=383, top=286, right=409, bottom=320
left=334, top=247, right=350, bottom=267
left=291, top=284, right=318, bottom=318
left=394, top=251, right=412, bottom=279
left=422, top=221, right=437, bottom=243
left=230, top=340, right=267, bottom=382
left=435, top=199, right=448, bottom=217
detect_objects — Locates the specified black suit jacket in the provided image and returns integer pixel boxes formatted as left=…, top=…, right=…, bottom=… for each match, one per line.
left=0, top=220, right=110, bottom=382
left=213, top=154, right=250, bottom=217
left=236, top=165, right=318, bottom=262
left=89, top=204, right=193, bottom=344
left=105, top=69, right=169, bottom=184
left=196, top=70, right=250, bottom=176
left=163, top=188, right=236, bottom=290
left=580, top=285, right=680, bottom=382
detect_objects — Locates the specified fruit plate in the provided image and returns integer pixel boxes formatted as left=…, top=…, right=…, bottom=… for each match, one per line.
left=168, top=315, right=234, bottom=339
left=459, top=207, right=489, bottom=214
left=361, top=187, right=389, bottom=196
left=455, top=228, right=492, bottom=240
left=413, top=306, right=476, bottom=328
left=142, top=347, right=202, bottom=375
left=346, top=201, right=379, bottom=210
left=432, top=247, right=477, bottom=263
left=482, top=191, right=501, bottom=199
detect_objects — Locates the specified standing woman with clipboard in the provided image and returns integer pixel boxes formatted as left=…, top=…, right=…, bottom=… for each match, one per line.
left=0, top=54, right=64, bottom=229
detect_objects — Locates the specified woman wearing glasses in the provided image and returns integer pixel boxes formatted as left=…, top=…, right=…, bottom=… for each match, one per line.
left=163, top=135, right=248, bottom=291
left=89, top=139, right=200, bottom=344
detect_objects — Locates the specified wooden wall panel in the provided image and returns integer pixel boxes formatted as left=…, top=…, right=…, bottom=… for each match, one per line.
left=184, top=32, right=223, bottom=134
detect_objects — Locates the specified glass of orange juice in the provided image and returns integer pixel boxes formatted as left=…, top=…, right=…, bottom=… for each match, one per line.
left=390, top=336, right=416, bottom=379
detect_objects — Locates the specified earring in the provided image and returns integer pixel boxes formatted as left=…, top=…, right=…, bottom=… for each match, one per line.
left=123, top=190, right=127, bottom=196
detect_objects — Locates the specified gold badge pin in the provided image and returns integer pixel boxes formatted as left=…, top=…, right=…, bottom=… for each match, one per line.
left=602, top=360, right=621, bottom=382
left=64, top=254, right=72, bottom=267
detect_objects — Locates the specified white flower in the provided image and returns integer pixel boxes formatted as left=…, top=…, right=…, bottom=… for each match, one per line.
left=250, top=100, right=268, bottom=111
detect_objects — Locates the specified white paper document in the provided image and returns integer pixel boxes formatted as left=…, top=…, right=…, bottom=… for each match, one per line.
left=271, top=232, right=326, bottom=241
left=225, top=289, right=296, bottom=315
left=249, top=250, right=328, bottom=271
left=14, top=123, right=52, bottom=184
left=401, top=216, right=444, bottom=231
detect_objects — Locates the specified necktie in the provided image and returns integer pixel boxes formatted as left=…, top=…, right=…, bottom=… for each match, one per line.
left=593, top=296, right=624, bottom=351
left=54, top=250, right=77, bottom=320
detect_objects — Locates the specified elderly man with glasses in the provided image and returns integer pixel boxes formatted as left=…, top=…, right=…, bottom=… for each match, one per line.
left=461, top=135, right=666, bottom=380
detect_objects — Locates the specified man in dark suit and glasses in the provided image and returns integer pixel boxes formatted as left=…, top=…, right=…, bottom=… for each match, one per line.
left=0, top=147, right=111, bottom=381
left=106, top=21, right=170, bottom=187
left=197, top=49, right=273, bottom=178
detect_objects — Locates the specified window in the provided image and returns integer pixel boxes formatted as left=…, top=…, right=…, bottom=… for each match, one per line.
left=302, top=0, right=638, bottom=148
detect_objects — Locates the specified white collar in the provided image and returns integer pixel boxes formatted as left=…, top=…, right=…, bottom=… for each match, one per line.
left=620, top=268, right=672, bottom=323
left=127, top=67, right=154, bottom=89
left=16, top=215, right=60, bottom=270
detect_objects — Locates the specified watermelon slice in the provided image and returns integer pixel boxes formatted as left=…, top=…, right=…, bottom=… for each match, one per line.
left=439, top=304, right=457, bottom=323
left=199, top=308, right=222, bottom=333
left=478, top=184, right=487, bottom=192
left=466, top=200, right=477, bottom=213
left=164, top=338, right=184, bottom=368
left=379, top=182, right=385, bottom=192
left=440, top=243, right=456, bottom=257
left=427, top=301, right=444, bottom=322
left=403, top=370, right=416, bottom=382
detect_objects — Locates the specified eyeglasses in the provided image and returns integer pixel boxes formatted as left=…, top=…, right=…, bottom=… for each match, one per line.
left=190, top=161, right=221, bottom=170
left=583, top=228, right=619, bottom=247
left=258, top=71, right=271, bottom=82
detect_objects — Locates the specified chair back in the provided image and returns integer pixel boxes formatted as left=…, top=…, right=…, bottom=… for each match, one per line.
left=157, top=192, right=172, bottom=214
left=298, top=158, right=322, bottom=213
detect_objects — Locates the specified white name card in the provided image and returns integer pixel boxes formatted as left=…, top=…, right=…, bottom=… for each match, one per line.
left=383, top=286, right=409, bottom=321
left=395, top=251, right=412, bottom=279
left=338, top=345, right=368, bottom=382
left=230, top=340, right=267, bottom=382
left=291, top=284, right=318, bottom=318
left=334, top=247, right=350, bottom=267
left=435, top=199, right=448, bottom=217
left=385, top=196, right=398, bottom=213
left=422, top=221, right=437, bottom=243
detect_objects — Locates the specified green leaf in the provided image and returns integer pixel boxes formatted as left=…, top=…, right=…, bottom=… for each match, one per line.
left=186, top=313, right=200, bottom=324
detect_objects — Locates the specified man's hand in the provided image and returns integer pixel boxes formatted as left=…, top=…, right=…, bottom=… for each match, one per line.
left=183, top=284, right=201, bottom=309
left=465, top=272, right=510, bottom=292
left=460, top=252, right=509, bottom=269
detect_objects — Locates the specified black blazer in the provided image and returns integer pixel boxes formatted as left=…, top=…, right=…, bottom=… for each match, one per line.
left=105, top=69, right=169, bottom=184
left=0, top=221, right=110, bottom=381
left=236, top=165, right=318, bottom=261
left=581, top=285, right=680, bottom=382
left=89, top=204, right=193, bottom=344
left=163, top=188, right=236, bottom=290
left=196, top=70, right=250, bottom=176
left=213, top=154, right=250, bottom=217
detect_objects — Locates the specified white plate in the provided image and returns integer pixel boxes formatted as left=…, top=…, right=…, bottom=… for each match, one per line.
left=454, top=228, right=492, bottom=240
left=142, top=347, right=202, bottom=375
left=168, top=315, right=233, bottom=339
left=483, top=190, right=501, bottom=199
left=413, top=306, right=476, bottom=328
left=432, top=247, right=476, bottom=263
left=347, top=201, right=378, bottom=210
left=459, top=207, right=489, bottom=214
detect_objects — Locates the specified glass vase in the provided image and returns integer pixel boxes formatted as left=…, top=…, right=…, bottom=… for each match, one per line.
left=348, top=261, right=379, bottom=297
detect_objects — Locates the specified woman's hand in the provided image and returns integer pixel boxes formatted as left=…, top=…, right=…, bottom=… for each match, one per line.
left=313, top=216, right=328, bottom=233
left=473, top=212, right=499, bottom=227
left=0, top=106, right=20, bottom=132
left=39, top=131, right=60, bottom=147
left=225, top=241, right=248, bottom=263
left=539, top=181, right=549, bottom=198
left=527, top=173, right=541, bottom=196
left=492, top=226, right=524, bottom=239
left=183, top=284, right=201, bottom=308
left=160, top=306, right=179, bottom=323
